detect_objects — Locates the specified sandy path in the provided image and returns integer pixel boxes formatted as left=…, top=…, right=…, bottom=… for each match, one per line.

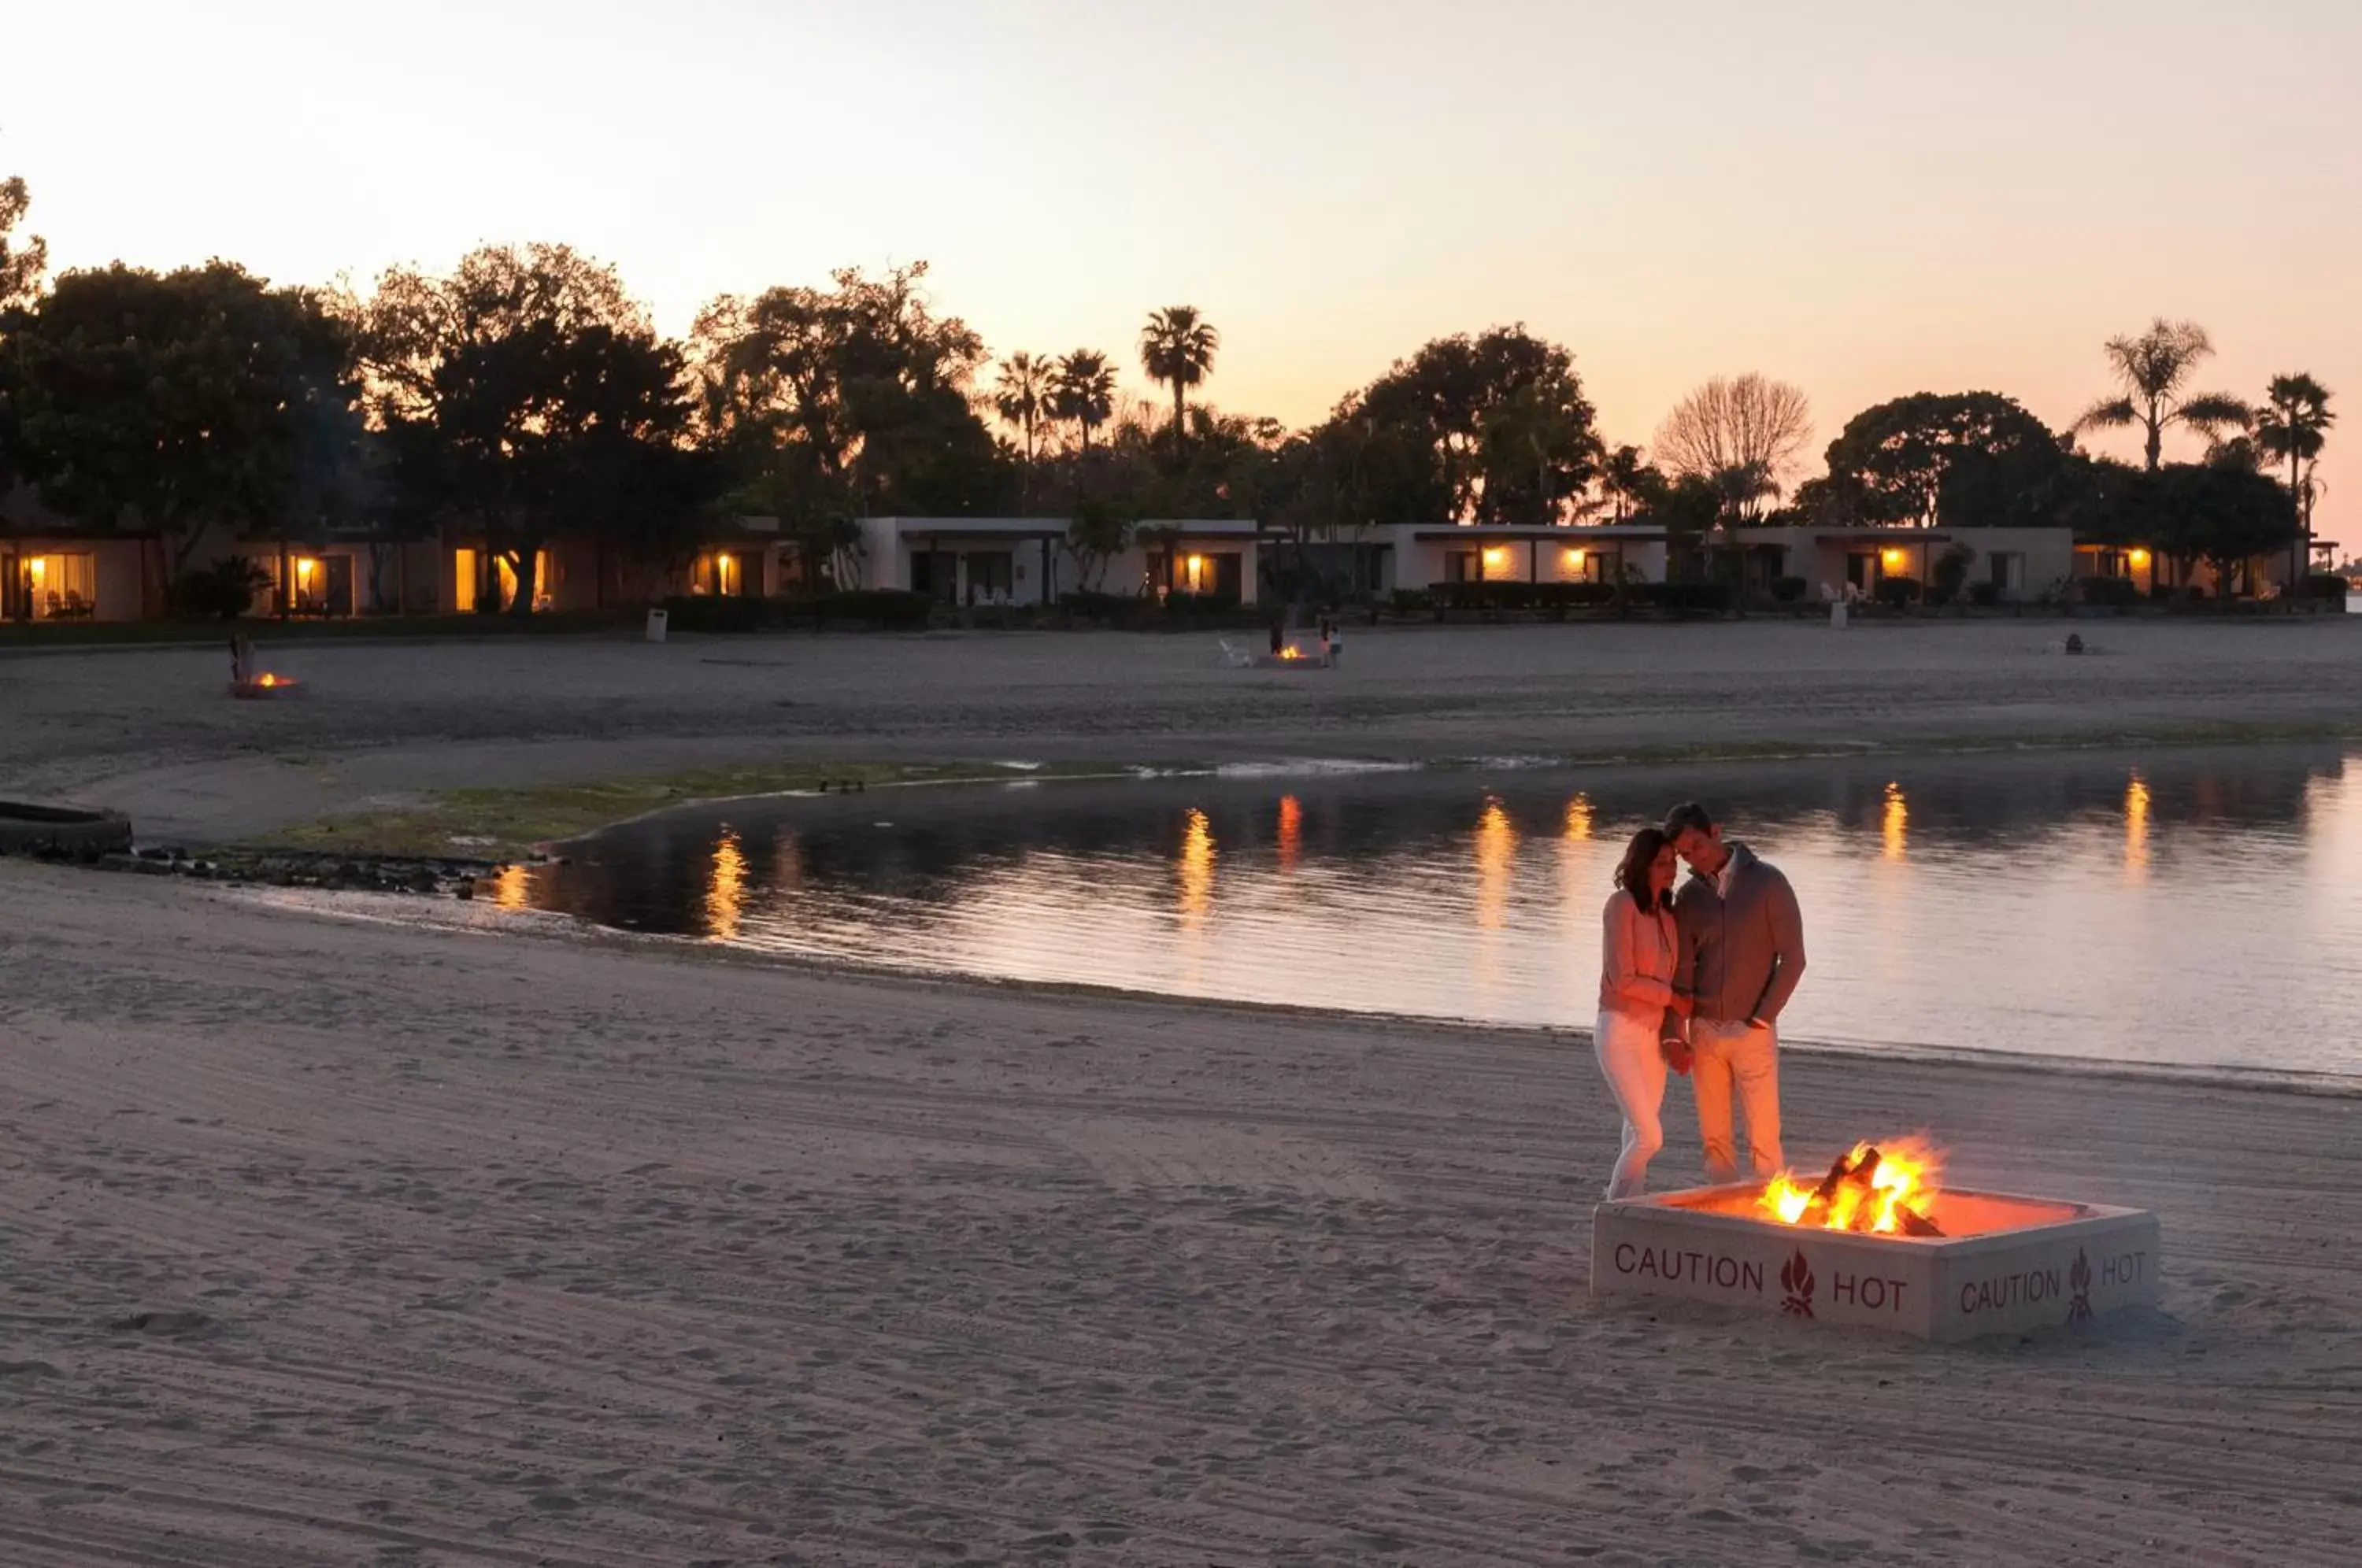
left=5, top=616, right=2360, bottom=844
left=2, top=862, right=2357, bottom=1566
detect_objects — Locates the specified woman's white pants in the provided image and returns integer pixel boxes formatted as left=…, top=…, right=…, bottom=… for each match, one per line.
left=1593, top=1008, right=1668, bottom=1200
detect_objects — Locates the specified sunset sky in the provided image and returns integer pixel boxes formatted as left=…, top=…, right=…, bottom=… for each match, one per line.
left=8, top=0, right=2356, bottom=542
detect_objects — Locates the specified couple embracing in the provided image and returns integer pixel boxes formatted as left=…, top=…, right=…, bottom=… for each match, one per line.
left=1594, top=802, right=1807, bottom=1200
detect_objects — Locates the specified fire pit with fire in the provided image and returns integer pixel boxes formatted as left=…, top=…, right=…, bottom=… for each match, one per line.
left=228, top=635, right=305, bottom=699
left=1593, top=1133, right=2160, bottom=1341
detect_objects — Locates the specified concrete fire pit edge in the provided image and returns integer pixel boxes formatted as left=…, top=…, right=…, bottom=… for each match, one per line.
left=1592, top=1182, right=2161, bottom=1341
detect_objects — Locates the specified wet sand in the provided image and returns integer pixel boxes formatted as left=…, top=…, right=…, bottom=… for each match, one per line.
left=2, top=861, right=2359, bottom=1566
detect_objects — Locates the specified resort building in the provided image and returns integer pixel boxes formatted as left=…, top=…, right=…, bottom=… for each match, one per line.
left=850, top=516, right=1266, bottom=606
left=1, top=485, right=156, bottom=622
left=1727, top=526, right=2072, bottom=602
left=1373, top=523, right=1670, bottom=592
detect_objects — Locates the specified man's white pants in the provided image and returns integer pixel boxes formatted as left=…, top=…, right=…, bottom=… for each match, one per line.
left=1691, top=1019, right=1783, bottom=1181
left=1592, top=1008, right=1668, bottom=1200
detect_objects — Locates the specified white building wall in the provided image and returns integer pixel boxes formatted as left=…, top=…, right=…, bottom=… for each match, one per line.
left=852, top=520, right=1264, bottom=608
left=1380, top=527, right=1669, bottom=591
left=1736, top=527, right=2074, bottom=603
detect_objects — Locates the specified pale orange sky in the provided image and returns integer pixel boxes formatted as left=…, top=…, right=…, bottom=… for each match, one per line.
left=7, top=0, right=2357, bottom=543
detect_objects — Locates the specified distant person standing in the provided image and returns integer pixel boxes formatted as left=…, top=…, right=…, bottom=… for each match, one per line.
left=1593, top=827, right=1693, bottom=1199
left=1662, top=802, right=1806, bottom=1182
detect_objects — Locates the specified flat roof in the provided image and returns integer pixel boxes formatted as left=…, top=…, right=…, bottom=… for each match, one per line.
left=1409, top=527, right=1665, bottom=542
left=1810, top=531, right=1953, bottom=545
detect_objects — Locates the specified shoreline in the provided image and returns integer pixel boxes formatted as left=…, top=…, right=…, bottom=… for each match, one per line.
left=90, top=713, right=2362, bottom=860
left=246, top=874, right=2362, bottom=1100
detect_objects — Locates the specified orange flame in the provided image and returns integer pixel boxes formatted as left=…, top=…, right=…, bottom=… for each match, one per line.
left=257, top=672, right=280, bottom=688
left=1758, top=1137, right=1944, bottom=1237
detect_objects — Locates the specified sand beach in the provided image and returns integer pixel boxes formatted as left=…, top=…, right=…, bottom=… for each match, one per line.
left=5, top=619, right=2362, bottom=1565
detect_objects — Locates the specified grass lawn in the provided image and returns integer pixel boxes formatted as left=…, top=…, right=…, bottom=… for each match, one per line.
left=261, top=759, right=1123, bottom=860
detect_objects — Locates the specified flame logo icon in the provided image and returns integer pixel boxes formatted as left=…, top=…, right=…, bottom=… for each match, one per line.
left=2066, top=1248, right=2094, bottom=1326
left=1779, top=1248, right=1816, bottom=1317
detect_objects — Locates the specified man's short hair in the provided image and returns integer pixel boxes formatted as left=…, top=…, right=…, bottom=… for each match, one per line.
left=1663, top=801, right=1716, bottom=838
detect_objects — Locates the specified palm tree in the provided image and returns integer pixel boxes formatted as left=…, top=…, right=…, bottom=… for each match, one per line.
left=1051, top=349, right=1116, bottom=454
left=1597, top=445, right=1664, bottom=521
left=2074, top=318, right=2251, bottom=470
left=1711, top=460, right=1781, bottom=523
left=993, top=353, right=1055, bottom=465
left=1138, top=305, right=1220, bottom=445
left=2254, top=372, right=2336, bottom=584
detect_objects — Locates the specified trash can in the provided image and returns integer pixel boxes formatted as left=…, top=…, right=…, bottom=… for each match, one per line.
left=646, top=608, right=668, bottom=644
left=1830, top=601, right=1848, bottom=631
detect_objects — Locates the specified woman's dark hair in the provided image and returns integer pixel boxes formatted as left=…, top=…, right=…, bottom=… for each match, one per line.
left=1614, top=827, right=1673, bottom=912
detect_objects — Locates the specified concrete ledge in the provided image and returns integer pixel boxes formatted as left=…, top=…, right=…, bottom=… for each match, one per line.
left=0, top=801, right=135, bottom=860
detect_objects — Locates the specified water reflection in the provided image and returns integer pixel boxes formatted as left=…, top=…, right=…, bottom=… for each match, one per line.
left=1473, top=796, right=1514, bottom=932
left=2125, top=774, right=2151, bottom=879
left=520, top=745, right=2362, bottom=1077
left=1177, top=808, right=1216, bottom=926
left=705, top=827, right=747, bottom=940
left=491, top=863, right=534, bottom=910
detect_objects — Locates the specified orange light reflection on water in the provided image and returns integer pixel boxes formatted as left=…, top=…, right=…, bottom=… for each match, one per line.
left=490, top=864, right=532, bottom=909
left=2126, top=773, right=2150, bottom=878
left=1475, top=796, right=1514, bottom=931
left=706, top=827, right=747, bottom=940
left=1882, top=782, right=1908, bottom=862
left=1177, top=808, right=1216, bottom=927
left=1276, top=794, right=1302, bottom=873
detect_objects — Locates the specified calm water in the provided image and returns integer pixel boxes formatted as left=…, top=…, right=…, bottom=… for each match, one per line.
left=494, top=748, right=2362, bottom=1079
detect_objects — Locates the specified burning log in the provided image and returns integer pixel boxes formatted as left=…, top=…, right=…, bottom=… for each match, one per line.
left=1894, top=1207, right=1944, bottom=1238
left=1761, top=1139, right=1944, bottom=1237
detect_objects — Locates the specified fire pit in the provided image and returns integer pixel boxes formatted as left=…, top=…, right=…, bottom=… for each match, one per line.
left=1593, top=1139, right=2160, bottom=1340
left=230, top=671, right=303, bottom=699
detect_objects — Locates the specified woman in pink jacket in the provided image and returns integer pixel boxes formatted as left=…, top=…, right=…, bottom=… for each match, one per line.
left=1595, top=827, right=1693, bottom=1199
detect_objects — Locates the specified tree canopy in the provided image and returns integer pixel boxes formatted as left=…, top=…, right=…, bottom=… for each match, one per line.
left=1816, top=391, right=2069, bottom=528
left=0, top=261, right=361, bottom=569
left=1343, top=325, right=1599, bottom=525
left=354, top=242, right=709, bottom=612
left=0, top=176, right=44, bottom=311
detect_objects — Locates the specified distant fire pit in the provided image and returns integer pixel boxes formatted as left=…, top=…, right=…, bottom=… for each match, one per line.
left=227, top=635, right=302, bottom=698
left=230, top=671, right=302, bottom=699
left=1594, top=1139, right=2160, bottom=1340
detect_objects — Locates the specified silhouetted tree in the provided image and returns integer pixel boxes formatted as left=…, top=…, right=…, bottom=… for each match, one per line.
left=1052, top=349, right=1116, bottom=454
left=1654, top=374, right=1812, bottom=515
left=1596, top=444, right=1669, bottom=521
left=0, top=176, right=43, bottom=310
left=355, top=243, right=699, bottom=615
left=2254, top=372, right=2335, bottom=582
left=2073, top=319, right=2250, bottom=471
left=0, top=261, right=361, bottom=575
left=1138, top=305, right=1220, bottom=446
left=1349, top=326, right=1598, bottom=523
left=993, top=351, right=1057, bottom=503
left=1819, top=391, right=2069, bottom=528
left=694, top=261, right=1002, bottom=523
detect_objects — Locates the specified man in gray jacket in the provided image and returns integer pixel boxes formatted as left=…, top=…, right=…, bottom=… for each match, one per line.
left=1663, top=802, right=1807, bottom=1182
